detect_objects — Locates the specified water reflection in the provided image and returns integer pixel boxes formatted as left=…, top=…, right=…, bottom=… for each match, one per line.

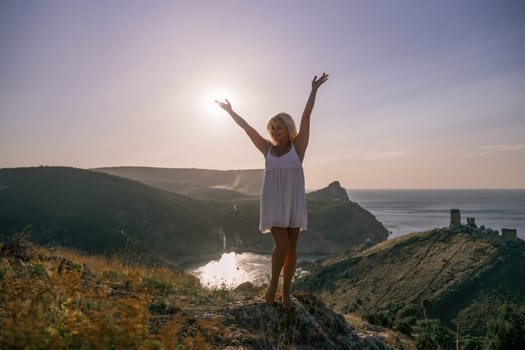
left=191, top=252, right=271, bottom=289
left=189, top=252, right=324, bottom=289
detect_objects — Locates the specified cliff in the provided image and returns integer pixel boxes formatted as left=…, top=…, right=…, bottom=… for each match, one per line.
left=302, top=181, right=389, bottom=252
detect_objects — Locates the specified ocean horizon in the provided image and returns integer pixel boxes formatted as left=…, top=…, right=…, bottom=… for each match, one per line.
left=346, top=189, right=525, bottom=240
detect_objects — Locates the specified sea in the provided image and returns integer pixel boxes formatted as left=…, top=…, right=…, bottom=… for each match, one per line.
left=347, top=189, right=525, bottom=240
left=188, top=189, right=525, bottom=288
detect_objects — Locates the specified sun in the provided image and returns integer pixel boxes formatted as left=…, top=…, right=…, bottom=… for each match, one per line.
left=203, top=88, right=239, bottom=119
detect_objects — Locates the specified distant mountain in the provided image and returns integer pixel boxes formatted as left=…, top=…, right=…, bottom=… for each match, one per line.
left=294, top=226, right=525, bottom=337
left=0, top=167, right=221, bottom=263
left=94, top=166, right=264, bottom=197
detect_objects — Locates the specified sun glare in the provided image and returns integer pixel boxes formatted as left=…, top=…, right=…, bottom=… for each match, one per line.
left=193, top=252, right=251, bottom=288
left=203, top=89, right=238, bottom=119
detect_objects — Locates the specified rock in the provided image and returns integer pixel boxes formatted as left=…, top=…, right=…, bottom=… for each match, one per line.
left=302, top=182, right=389, bottom=252
left=209, top=292, right=393, bottom=350
left=234, top=281, right=255, bottom=293
left=361, top=335, right=392, bottom=350
left=307, top=181, right=349, bottom=202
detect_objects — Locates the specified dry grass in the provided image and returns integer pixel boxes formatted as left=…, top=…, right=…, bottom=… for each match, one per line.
left=0, top=237, right=234, bottom=349
left=344, top=313, right=416, bottom=350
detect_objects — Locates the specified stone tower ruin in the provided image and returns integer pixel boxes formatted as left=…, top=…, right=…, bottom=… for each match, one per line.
left=450, top=209, right=461, bottom=227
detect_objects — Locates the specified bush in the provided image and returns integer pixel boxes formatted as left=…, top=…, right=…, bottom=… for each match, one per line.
left=141, top=275, right=175, bottom=295
left=485, top=304, right=525, bottom=350
left=413, top=318, right=451, bottom=350
left=394, top=318, right=413, bottom=335
left=364, top=310, right=394, bottom=328
left=397, top=303, right=423, bottom=320
left=461, top=336, right=484, bottom=350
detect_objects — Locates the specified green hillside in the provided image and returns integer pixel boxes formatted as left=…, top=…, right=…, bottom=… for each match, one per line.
left=0, top=166, right=389, bottom=262
left=0, top=167, right=220, bottom=262
left=93, top=167, right=390, bottom=254
left=294, top=226, right=525, bottom=338
left=199, top=181, right=389, bottom=254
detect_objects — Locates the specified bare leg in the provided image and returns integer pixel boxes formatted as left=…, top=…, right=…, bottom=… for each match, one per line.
left=265, top=227, right=289, bottom=304
left=282, top=228, right=300, bottom=309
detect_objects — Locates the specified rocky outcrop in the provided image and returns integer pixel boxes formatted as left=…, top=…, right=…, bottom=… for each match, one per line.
left=301, top=181, right=389, bottom=253
left=307, top=181, right=350, bottom=202
left=201, top=293, right=393, bottom=350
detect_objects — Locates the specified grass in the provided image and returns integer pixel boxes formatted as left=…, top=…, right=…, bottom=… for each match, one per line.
left=0, top=235, right=260, bottom=349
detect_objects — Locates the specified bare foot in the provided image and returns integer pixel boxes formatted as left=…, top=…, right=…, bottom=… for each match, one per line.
left=264, top=286, right=277, bottom=305
left=282, top=294, right=292, bottom=310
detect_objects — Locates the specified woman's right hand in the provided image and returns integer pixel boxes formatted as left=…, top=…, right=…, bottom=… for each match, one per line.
left=215, top=99, right=233, bottom=113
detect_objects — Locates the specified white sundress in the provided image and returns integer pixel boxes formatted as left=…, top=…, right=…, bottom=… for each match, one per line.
left=259, top=142, right=307, bottom=233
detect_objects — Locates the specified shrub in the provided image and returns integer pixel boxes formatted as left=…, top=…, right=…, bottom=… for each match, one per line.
left=485, top=304, right=525, bottom=350
left=364, top=310, right=394, bottom=328
left=413, top=318, right=451, bottom=350
left=394, top=318, right=413, bottom=335
left=141, top=275, right=175, bottom=296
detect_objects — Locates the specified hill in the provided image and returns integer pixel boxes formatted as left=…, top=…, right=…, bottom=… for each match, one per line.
left=195, top=181, right=388, bottom=254
left=94, top=166, right=390, bottom=254
left=303, top=181, right=388, bottom=250
left=0, top=166, right=220, bottom=263
left=94, top=166, right=264, bottom=197
left=0, top=166, right=388, bottom=260
left=294, top=225, right=525, bottom=339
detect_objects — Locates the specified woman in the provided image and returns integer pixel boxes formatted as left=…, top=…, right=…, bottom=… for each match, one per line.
left=216, top=73, right=329, bottom=309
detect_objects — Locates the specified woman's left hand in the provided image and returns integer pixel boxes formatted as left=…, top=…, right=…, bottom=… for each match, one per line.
left=312, top=73, right=329, bottom=90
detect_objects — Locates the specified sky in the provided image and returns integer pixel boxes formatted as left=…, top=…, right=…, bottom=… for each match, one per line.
left=1, top=0, right=524, bottom=189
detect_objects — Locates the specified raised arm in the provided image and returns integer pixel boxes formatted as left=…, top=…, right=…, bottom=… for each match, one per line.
left=215, top=99, right=270, bottom=156
left=294, top=73, right=329, bottom=160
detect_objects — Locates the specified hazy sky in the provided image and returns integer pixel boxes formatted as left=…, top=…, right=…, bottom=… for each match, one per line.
left=1, top=0, right=524, bottom=189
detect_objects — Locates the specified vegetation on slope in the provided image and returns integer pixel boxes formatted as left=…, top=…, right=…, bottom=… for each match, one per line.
left=196, top=181, right=389, bottom=254
left=1, top=167, right=388, bottom=259
left=0, top=167, right=219, bottom=261
left=95, top=167, right=389, bottom=252
left=294, top=227, right=525, bottom=345
left=0, top=233, right=260, bottom=349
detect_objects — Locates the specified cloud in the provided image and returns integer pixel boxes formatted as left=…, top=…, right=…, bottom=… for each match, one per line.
left=472, top=143, right=525, bottom=157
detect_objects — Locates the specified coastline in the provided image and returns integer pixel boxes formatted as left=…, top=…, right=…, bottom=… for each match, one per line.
left=347, top=188, right=525, bottom=240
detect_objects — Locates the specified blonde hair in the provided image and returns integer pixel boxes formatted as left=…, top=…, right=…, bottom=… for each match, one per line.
left=266, top=113, right=298, bottom=142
